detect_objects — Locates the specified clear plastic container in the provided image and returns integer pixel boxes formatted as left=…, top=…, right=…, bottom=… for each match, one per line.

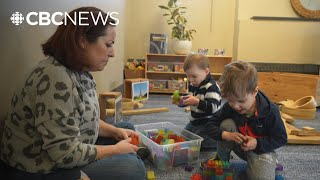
left=134, top=122, right=203, bottom=171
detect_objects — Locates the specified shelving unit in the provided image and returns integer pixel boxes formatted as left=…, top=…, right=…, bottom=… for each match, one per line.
left=146, top=53, right=232, bottom=94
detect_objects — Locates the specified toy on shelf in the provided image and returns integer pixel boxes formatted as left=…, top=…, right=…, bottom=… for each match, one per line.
left=142, top=128, right=186, bottom=145
left=149, top=80, right=167, bottom=90
left=125, top=58, right=145, bottom=70
left=168, top=79, right=187, bottom=91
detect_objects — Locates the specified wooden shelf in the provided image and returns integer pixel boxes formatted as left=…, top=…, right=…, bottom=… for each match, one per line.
left=251, top=16, right=320, bottom=22
left=211, top=73, right=222, bottom=76
left=146, top=54, right=231, bottom=94
left=146, top=71, right=185, bottom=75
left=150, top=89, right=187, bottom=94
left=147, top=53, right=232, bottom=58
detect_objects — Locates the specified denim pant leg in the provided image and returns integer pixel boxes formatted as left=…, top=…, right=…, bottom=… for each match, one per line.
left=5, top=165, right=82, bottom=180
left=185, top=122, right=217, bottom=149
left=246, top=151, right=277, bottom=180
left=81, top=153, right=146, bottom=180
left=96, top=121, right=135, bottom=145
left=82, top=121, right=146, bottom=180
left=114, top=121, right=135, bottom=130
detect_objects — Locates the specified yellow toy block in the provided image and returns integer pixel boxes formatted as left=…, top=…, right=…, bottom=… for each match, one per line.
left=147, top=170, right=155, bottom=180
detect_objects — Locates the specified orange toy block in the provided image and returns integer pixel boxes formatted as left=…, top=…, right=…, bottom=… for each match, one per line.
left=190, top=173, right=202, bottom=180
left=131, top=136, right=140, bottom=146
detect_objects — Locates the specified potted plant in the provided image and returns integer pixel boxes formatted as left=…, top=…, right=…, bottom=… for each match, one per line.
left=159, top=0, right=196, bottom=54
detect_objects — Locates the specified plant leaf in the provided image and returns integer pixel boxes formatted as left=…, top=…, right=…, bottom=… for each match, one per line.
left=159, top=5, right=169, bottom=10
left=172, top=9, right=179, bottom=16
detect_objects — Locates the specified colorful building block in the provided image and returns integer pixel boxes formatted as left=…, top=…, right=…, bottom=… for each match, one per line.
left=130, top=136, right=139, bottom=146
left=147, top=170, right=155, bottom=180
left=190, top=173, right=202, bottom=180
left=202, top=159, right=235, bottom=180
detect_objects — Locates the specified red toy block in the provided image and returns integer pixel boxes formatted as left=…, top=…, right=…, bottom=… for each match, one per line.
left=176, top=136, right=185, bottom=142
left=168, top=134, right=177, bottom=140
left=131, top=136, right=139, bottom=146
left=207, top=159, right=215, bottom=168
left=156, top=134, right=164, bottom=143
left=190, top=173, right=202, bottom=180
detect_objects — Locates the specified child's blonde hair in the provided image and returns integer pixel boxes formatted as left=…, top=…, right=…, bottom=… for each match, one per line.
left=219, top=61, right=257, bottom=98
left=183, top=53, right=209, bottom=71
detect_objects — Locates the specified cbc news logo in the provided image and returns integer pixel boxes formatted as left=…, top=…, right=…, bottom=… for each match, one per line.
left=10, top=11, right=119, bottom=26
left=11, top=12, right=24, bottom=25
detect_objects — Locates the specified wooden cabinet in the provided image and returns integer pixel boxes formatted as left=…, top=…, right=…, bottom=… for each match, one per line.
left=146, top=53, right=232, bottom=94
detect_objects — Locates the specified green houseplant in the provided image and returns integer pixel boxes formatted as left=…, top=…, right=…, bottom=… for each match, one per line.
left=159, top=0, right=196, bottom=54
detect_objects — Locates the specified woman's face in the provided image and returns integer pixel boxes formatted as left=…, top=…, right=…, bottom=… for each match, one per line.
left=84, top=26, right=116, bottom=71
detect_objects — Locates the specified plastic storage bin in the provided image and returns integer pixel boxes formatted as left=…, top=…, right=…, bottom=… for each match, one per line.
left=134, top=122, right=203, bottom=171
left=149, top=80, right=167, bottom=90
left=147, top=62, right=173, bottom=72
left=168, top=80, right=187, bottom=91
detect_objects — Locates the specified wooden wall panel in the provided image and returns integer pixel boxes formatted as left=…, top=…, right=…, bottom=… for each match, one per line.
left=258, top=72, right=320, bottom=105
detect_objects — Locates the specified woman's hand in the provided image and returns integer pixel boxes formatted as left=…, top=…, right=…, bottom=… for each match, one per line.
left=241, top=135, right=257, bottom=151
left=221, top=131, right=247, bottom=143
left=113, top=128, right=140, bottom=141
left=182, top=95, right=199, bottom=106
left=113, top=138, right=139, bottom=154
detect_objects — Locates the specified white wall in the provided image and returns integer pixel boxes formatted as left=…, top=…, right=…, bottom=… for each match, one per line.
left=0, top=0, right=127, bottom=120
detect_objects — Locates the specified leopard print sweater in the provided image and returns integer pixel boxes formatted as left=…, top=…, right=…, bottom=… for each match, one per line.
left=0, top=57, right=98, bottom=173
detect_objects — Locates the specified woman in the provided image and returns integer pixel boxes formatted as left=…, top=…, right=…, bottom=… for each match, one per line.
left=0, top=6, right=146, bottom=180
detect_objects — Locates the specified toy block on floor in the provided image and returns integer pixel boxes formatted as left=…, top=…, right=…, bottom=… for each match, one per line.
left=291, top=130, right=320, bottom=136
left=281, top=116, right=320, bottom=144
left=147, top=170, right=155, bottom=180
left=302, top=126, right=316, bottom=131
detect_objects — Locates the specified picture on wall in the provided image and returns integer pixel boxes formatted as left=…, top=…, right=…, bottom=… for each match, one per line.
left=132, top=81, right=149, bottom=101
left=149, top=33, right=168, bottom=54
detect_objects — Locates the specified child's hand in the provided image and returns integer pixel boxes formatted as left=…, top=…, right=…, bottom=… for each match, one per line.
left=241, top=136, right=257, bottom=151
left=182, top=95, right=199, bottom=106
left=222, top=131, right=246, bottom=143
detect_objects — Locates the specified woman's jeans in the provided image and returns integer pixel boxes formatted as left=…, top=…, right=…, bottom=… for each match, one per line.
left=2, top=121, right=146, bottom=180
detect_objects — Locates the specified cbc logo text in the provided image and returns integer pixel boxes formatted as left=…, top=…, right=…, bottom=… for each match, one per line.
left=10, top=11, right=119, bottom=26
